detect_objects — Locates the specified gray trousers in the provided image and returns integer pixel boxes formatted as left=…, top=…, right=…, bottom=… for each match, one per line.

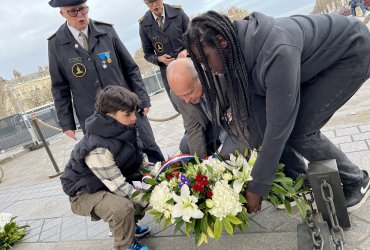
left=281, top=49, right=370, bottom=188
left=70, top=191, right=135, bottom=250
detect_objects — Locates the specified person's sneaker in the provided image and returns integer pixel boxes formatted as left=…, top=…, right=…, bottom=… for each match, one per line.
left=135, top=225, right=150, bottom=238
left=345, top=170, right=370, bottom=213
left=126, top=240, right=149, bottom=250
left=109, top=225, right=150, bottom=238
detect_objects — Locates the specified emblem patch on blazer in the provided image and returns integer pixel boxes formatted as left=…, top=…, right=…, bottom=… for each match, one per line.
left=72, top=63, right=86, bottom=77
left=154, top=42, right=164, bottom=52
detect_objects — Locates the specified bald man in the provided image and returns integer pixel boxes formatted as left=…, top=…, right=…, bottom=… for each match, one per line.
left=167, top=58, right=247, bottom=158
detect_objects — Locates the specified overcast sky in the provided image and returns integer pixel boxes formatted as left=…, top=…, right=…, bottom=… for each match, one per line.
left=0, top=0, right=315, bottom=80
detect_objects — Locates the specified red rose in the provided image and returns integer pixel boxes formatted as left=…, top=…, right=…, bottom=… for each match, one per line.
left=195, top=174, right=203, bottom=183
left=207, top=190, right=213, bottom=198
left=166, top=174, right=173, bottom=180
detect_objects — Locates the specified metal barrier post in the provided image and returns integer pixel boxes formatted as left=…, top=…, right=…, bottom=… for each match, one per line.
left=31, top=118, right=63, bottom=178
left=308, top=159, right=351, bottom=229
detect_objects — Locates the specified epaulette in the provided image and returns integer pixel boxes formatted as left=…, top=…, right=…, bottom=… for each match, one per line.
left=93, top=20, right=113, bottom=26
left=171, top=4, right=182, bottom=9
left=138, top=16, right=144, bottom=23
left=47, top=32, right=56, bottom=40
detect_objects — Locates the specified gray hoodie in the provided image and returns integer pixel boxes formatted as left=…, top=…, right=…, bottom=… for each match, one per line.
left=234, top=12, right=370, bottom=196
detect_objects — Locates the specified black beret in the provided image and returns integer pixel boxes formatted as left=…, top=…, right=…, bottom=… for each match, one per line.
left=49, top=0, right=87, bottom=7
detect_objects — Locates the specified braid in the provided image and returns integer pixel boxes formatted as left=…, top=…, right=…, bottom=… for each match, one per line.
left=185, top=11, right=252, bottom=145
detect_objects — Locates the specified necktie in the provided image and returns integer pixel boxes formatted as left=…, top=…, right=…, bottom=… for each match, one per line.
left=78, top=32, right=89, bottom=51
left=157, top=16, right=164, bottom=30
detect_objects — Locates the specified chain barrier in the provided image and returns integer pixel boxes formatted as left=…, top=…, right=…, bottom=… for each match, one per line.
left=33, top=111, right=181, bottom=134
left=303, top=192, right=324, bottom=249
left=320, top=180, right=345, bottom=250
left=147, top=112, right=181, bottom=122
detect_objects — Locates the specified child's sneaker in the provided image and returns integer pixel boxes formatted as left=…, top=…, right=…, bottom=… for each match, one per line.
left=345, top=170, right=370, bottom=212
left=135, top=225, right=150, bottom=238
left=126, top=240, right=149, bottom=250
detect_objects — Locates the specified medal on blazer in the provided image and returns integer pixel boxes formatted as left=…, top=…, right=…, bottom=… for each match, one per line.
left=72, top=63, right=86, bottom=77
left=154, top=42, right=164, bottom=52
left=97, top=51, right=112, bottom=69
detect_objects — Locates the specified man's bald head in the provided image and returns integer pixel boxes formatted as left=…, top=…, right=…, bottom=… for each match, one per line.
left=167, top=58, right=202, bottom=104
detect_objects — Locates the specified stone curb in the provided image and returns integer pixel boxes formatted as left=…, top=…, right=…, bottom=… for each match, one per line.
left=0, top=149, right=29, bottom=165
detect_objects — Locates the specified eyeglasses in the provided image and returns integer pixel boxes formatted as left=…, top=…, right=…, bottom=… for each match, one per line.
left=65, top=6, right=89, bottom=17
left=145, top=0, right=159, bottom=6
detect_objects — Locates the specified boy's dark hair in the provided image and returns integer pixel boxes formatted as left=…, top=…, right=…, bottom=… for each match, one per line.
left=95, top=85, right=140, bottom=114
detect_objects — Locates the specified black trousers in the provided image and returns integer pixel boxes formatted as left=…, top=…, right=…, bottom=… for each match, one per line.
left=281, top=46, right=370, bottom=188
left=135, top=113, right=164, bottom=163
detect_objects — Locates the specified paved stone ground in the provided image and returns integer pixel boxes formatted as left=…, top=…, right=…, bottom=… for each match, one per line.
left=1, top=80, right=370, bottom=249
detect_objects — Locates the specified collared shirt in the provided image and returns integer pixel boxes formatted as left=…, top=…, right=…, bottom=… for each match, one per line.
left=151, top=8, right=165, bottom=27
left=67, top=23, right=89, bottom=48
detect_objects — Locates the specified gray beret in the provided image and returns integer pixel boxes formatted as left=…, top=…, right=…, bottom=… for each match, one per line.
left=49, top=0, right=87, bottom=7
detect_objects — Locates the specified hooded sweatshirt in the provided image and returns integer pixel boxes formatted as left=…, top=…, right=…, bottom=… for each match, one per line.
left=234, top=12, right=370, bottom=196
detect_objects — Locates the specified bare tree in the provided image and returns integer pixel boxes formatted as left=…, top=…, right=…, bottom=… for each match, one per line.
left=311, top=0, right=348, bottom=14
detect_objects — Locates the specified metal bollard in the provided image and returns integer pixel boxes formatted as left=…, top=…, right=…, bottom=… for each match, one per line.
left=31, top=118, right=63, bottom=178
left=308, top=160, right=351, bottom=230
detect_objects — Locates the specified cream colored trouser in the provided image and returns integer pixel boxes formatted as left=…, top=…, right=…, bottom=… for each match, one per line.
left=70, top=191, right=135, bottom=250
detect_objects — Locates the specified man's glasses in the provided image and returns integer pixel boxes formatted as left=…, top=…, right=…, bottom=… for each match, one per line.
left=66, top=6, right=89, bottom=17
left=145, top=0, right=159, bottom=6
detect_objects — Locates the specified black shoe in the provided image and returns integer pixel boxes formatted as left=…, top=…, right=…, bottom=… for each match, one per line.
left=344, top=170, right=370, bottom=212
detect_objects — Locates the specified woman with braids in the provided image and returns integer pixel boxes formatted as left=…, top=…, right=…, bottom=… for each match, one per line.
left=184, top=11, right=370, bottom=214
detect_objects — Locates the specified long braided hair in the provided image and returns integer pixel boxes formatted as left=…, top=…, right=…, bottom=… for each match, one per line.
left=184, top=11, right=252, bottom=146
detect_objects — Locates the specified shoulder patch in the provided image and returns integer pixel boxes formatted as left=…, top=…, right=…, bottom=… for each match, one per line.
left=93, top=20, right=113, bottom=26
left=47, top=32, right=56, bottom=40
left=138, top=16, right=144, bottom=23
left=171, top=4, right=182, bottom=9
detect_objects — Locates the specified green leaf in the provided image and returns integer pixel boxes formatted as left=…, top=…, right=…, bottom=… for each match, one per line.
left=141, top=191, right=151, bottom=202
left=194, top=153, right=201, bottom=164
left=197, top=233, right=208, bottom=246
left=130, top=190, right=140, bottom=199
left=293, top=175, right=304, bottom=191
left=185, top=222, right=192, bottom=236
left=284, top=199, right=292, bottom=215
left=214, top=219, right=223, bottom=240
left=268, top=194, right=279, bottom=207
left=200, top=216, right=208, bottom=234
left=143, top=178, right=158, bottom=185
left=226, top=215, right=242, bottom=225
left=198, top=203, right=207, bottom=210
left=239, top=194, right=247, bottom=204
left=223, top=218, right=233, bottom=235
left=174, top=220, right=185, bottom=233
left=295, top=197, right=310, bottom=219
left=271, top=183, right=288, bottom=195
left=162, top=218, right=172, bottom=230
left=207, top=226, right=215, bottom=238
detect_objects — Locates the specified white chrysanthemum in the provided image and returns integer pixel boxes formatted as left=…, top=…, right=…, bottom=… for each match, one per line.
left=149, top=182, right=173, bottom=214
left=209, top=181, right=242, bottom=219
left=201, top=157, right=227, bottom=179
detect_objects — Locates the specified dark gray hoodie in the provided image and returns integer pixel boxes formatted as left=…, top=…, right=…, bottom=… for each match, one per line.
left=234, top=12, right=370, bottom=196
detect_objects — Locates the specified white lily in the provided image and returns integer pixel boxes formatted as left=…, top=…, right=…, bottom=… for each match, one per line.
left=172, top=185, right=204, bottom=222
left=232, top=162, right=253, bottom=193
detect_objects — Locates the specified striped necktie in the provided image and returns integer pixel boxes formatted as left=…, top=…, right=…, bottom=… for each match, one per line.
left=78, top=32, right=89, bottom=51
left=157, top=16, right=164, bottom=30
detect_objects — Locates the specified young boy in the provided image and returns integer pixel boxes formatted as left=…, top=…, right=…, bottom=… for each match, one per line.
left=61, top=85, right=150, bottom=250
